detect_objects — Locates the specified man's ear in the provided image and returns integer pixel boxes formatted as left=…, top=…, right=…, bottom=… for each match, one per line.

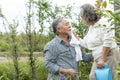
left=56, top=28, right=61, bottom=34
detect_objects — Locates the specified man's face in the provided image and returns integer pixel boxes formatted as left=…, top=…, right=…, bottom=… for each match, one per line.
left=57, top=18, right=72, bottom=35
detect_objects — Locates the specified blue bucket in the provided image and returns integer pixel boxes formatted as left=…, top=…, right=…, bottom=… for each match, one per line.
left=95, top=63, right=112, bottom=80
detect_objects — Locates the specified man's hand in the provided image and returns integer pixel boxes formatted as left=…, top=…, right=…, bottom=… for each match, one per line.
left=59, top=68, right=78, bottom=76
left=67, top=69, right=78, bottom=76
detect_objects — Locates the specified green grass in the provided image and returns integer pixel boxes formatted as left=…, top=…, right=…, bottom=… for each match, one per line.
left=0, top=60, right=48, bottom=80
left=0, top=52, right=43, bottom=57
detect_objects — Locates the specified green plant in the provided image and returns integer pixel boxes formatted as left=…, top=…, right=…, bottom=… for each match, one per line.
left=95, top=0, right=120, bottom=42
left=0, top=60, right=48, bottom=80
left=35, top=60, right=48, bottom=80
left=0, top=62, right=14, bottom=80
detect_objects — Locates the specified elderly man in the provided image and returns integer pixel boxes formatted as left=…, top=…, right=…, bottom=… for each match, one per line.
left=44, top=17, right=79, bottom=80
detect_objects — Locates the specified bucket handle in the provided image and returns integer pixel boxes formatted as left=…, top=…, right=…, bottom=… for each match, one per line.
left=97, top=63, right=109, bottom=69
left=104, top=63, right=108, bottom=68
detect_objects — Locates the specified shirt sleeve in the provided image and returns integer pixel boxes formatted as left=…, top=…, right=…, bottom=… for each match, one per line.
left=44, top=44, right=60, bottom=74
left=79, top=38, right=88, bottom=48
left=102, top=27, right=115, bottom=47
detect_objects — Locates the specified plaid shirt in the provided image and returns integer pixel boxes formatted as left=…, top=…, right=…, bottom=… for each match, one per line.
left=44, top=36, right=79, bottom=80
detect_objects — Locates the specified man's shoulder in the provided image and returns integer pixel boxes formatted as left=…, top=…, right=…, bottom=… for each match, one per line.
left=44, top=38, right=58, bottom=49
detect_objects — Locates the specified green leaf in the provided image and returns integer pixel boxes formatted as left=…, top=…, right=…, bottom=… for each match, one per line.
left=106, top=10, right=120, bottom=22
left=102, top=1, right=107, bottom=8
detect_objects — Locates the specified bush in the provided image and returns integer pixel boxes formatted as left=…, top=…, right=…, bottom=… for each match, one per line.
left=0, top=60, right=92, bottom=80
left=35, top=60, right=48, bottom=80
left=0, top=60, right=48, bottom=80
left=1, top=59, right=119, bottom=80
left=0, top=62, right=14, bottom=80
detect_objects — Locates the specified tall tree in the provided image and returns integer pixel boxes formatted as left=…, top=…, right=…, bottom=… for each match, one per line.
left=25, top=0, right=36, bottom=80
left=9, top=20, right=19, bottom=80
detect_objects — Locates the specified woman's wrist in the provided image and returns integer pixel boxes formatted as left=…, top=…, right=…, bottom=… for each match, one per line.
left=100, top=57, right=105, bottom=61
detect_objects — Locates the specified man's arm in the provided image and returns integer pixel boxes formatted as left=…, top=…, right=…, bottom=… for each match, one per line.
left=44, top=44, right=60, bottom=74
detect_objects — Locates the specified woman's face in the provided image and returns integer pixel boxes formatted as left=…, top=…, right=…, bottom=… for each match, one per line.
left=80, top=15, right=88, bottom=26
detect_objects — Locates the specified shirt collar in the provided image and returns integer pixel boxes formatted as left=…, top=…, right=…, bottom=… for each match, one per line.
left=89, top=20, right=101, bottom=29
left=90, top=17, right=108, bottom=29
left=55, top=36, right=63, bottom=43
left=55, top=35, right=72, bottom=44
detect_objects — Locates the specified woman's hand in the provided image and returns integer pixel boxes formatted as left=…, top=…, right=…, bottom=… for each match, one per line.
left=72, top=31, right=80, bottom=40
left=97, top=58, right=105, bottom=68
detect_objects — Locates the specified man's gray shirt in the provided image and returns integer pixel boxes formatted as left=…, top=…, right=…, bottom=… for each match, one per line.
left=44, top=36, right=78, bottom=80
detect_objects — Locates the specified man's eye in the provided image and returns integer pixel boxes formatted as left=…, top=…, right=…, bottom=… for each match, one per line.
left=65, top=24, right=68, bottom=26
left=65, top=22, right=69, bottom=26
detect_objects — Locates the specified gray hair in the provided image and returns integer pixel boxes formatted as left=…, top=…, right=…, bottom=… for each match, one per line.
left=80, top=4, right=100, bottom=25
left=52, top=17, right=64, bottom=35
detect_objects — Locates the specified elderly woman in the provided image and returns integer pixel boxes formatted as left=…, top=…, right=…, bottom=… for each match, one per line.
left=76, top=4, right=120, bottom=80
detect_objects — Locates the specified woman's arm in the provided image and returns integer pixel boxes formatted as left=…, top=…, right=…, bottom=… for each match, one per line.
left=97, top=46, right=110, bottom=68
left=101, top=47, right=110, bottom=61
left=72, top=31, right=80, bottom=40
left=97, top=27, right=113, bottom=68
left=72, top=31, right=88, bottom=48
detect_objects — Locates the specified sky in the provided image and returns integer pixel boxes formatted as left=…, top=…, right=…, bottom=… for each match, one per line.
left=0, top=0, right=94, bottom=18
left=0, top=0, right=27, bottom=32
left=0, top=0, right=112, bottom=33
left=0, top=0, right=96, bottom=21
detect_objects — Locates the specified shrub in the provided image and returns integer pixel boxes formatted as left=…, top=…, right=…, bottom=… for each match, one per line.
left=0, top=60, right=48, bottom=80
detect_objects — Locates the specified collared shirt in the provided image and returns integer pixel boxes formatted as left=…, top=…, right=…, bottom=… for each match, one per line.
left=44, top=36, right=78, bottom=80
left=79, top=18, right=118, bottom=60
